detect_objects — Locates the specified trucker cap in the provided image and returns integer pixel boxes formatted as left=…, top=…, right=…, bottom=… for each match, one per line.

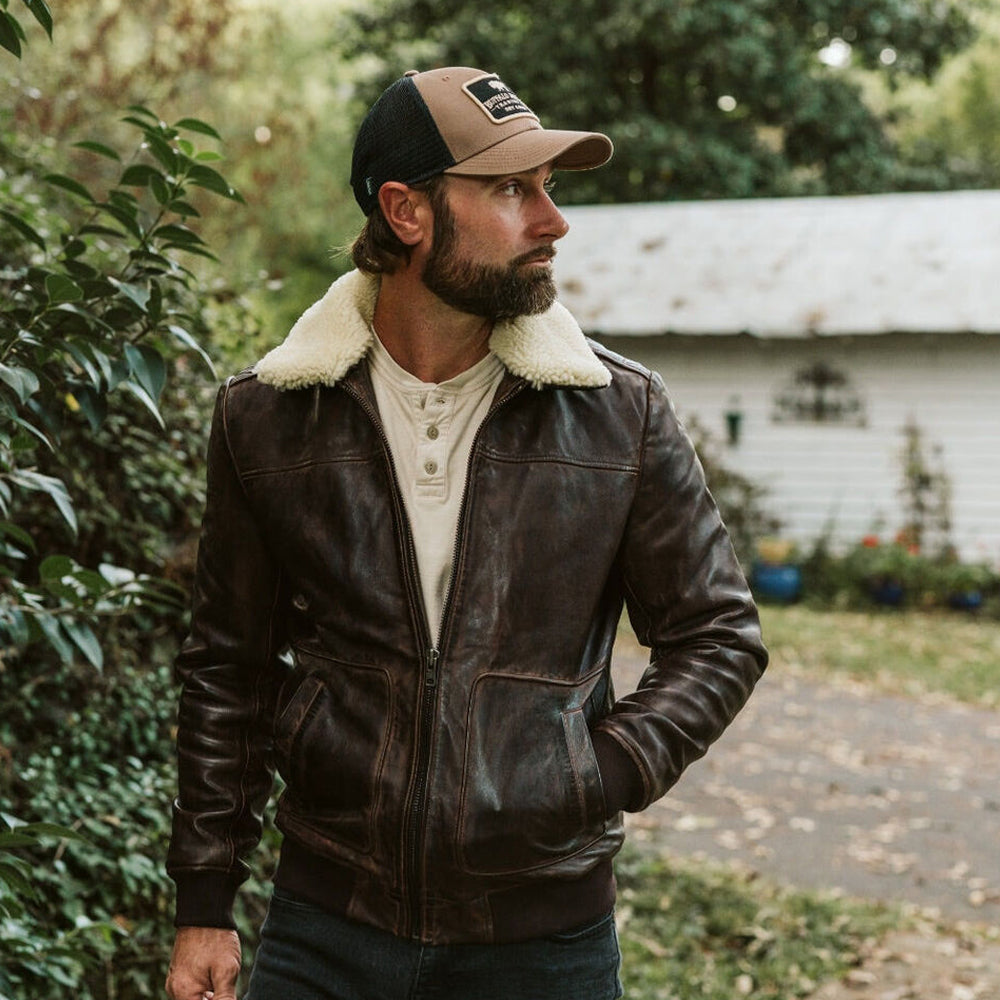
left=350, top=66, right=613, bottom=215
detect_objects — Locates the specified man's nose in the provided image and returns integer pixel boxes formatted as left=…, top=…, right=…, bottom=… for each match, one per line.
left=531, top=192, right=569, bottom=241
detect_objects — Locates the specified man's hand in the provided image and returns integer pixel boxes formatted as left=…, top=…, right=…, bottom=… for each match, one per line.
left=165, top=926, right=241, bottom=1000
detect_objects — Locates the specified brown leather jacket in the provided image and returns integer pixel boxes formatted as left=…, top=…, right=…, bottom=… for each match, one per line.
left=167, top=270, right=767, bottom=945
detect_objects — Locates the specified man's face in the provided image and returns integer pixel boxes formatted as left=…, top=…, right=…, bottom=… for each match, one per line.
left=420, top=167, right=569, bottom=321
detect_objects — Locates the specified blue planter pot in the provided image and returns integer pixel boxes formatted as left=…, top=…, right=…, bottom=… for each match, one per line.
left=948, top=590, right=983, bottom=611
left=752, top=563, right=802, bottom=603
left=869, top=580, right=905, bottom=606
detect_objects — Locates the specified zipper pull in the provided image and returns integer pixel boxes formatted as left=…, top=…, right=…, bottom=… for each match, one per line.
left=424, top=648, right=440, bottom=688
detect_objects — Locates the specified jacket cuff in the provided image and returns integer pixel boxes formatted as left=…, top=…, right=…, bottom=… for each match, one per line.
left=172, top=870, right=243, bottom=929
left=592, top=731, right=645, bottom=816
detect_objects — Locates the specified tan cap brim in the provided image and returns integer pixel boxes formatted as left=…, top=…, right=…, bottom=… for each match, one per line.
left=444, top=128, right=613, bottom=176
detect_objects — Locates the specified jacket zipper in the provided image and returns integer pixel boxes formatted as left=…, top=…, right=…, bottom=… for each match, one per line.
left=344, top=373, right=526, bottom=940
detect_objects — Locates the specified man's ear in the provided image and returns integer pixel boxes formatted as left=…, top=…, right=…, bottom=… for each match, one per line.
left=378, top=182, right=433, bottom=247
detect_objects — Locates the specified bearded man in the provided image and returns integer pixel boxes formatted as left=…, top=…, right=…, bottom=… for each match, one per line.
left=165, top=66, right=767, bottom=1000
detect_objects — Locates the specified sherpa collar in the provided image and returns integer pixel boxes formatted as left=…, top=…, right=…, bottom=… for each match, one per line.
left=253, top=269, right=611, bottom=391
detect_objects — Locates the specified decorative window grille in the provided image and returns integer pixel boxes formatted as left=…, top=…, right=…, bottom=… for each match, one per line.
left=772, top=361, right=866, bottom=425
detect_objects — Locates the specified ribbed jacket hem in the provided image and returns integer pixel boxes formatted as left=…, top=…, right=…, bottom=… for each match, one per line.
left=273, top=837, right=617, bottom=945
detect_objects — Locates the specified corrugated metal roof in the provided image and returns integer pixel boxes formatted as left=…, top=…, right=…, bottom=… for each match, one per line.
left=555, top=190, right=1000, bottom=337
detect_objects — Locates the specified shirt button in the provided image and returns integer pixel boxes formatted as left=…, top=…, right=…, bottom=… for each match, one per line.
left=426, top=425, right=439, bottom=440
left=424, top=460, right=438, bottom=475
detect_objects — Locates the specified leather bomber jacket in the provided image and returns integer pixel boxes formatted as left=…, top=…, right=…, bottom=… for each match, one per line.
left=166, top=270, right=768, bottom=946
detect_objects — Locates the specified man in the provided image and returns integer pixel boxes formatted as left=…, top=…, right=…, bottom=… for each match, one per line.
left=165, top=66, right=767, bottom=1000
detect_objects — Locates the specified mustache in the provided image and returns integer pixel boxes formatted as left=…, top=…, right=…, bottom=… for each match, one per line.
left=511, top=246, right=557, bottom=267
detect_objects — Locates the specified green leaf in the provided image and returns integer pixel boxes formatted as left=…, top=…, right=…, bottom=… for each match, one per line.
left=0, top=363, right=40, bottom=404
left=63, top=619, right=103, bottom=671
left=144, top=133, right=179, bottom=172
left=0, top=521, right=35, bottom=552
left=0, top=12, right=23, bottom=58
left=62, top=236, right=87, bottom=259
left=44, top=173, right=95, bottom=203
left=0, top=858, right=34, bottom=898
left=18, top=821, right=85, bottom=841
left=147, top=279, right=163, bottom=324
left=168, top=323, right=216, bottom=376
left=98, top=202, right=142, bottom=239
left=174, top=117, right=222, bottom=140
left=120, top=379, right=165, bottom=429
left=186, top=163, right=245, bottom=203
left=70, top=384, right=107, bottom=431
left=152, top=223, right=205, bottom=246
left=150, top=172, right=172, bottom=205
left=109, top=277, right=150, bottom=311
left=164, top=242, right=218, bottom=262
left=9, top=470, right=77, bottom=535
left=125, top=104, right=160, bottom=121
left=79, top=222, right=127, bottom=240
left=99, top=564, right=135, bottom=586
left=39, top=554, right=74, bottom=579
left=35, top=614, right=75, bottom=664
left=73, top=140, right=121, bottom=161
left=124, top=342, right=167, bottom=401
left=166, top=200, right=200, bottom=217
left=194, top=150, right=224, bottom=162
left=20, top=0, right=52, bottom=40
left=44, top=273, right=84, bottom=304
left=120, top=163, right=166, bottom=187
left=0, top=207, right=46, bottom=250
left=11, top=415, right=52, bottom=450
left=0, top=833, right=37, bottom=850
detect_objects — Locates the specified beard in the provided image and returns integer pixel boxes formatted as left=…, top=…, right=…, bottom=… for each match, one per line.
left=421, top=197, right=557, bottom=321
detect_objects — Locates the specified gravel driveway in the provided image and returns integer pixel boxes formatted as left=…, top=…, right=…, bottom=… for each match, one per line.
left=611, top=634, right=1000, bottom=998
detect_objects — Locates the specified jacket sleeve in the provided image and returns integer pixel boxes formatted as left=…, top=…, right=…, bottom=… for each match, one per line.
left=166, top=378, right=287, bottom=928
left=593, top=371, right=768, bottom=813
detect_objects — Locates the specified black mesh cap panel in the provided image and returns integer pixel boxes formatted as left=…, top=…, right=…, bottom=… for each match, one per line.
left=350, top=77, right=456, bottom=215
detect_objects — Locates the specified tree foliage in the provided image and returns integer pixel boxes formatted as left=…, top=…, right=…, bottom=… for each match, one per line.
left=338, top=0, right=980, bottom=202
left=889, top=14, right=1000, bottom=189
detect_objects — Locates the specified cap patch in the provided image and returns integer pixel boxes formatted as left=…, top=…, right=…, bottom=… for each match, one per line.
left=462, top=73, right=538, bottom=125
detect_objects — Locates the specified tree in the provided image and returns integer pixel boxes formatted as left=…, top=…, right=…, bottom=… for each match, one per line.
left=337, top=0, right=979, bottom=203
left=888, top=13, right=1000, bottom=189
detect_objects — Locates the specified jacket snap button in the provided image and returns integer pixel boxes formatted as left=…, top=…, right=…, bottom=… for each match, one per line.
left=423, top=460, right=438, bottom=475
left=292, top=593, right=309, bottom=611
left=426, top=425, right=439, bottom=440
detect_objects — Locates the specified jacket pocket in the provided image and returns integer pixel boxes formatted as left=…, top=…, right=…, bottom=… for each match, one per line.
left=456, top=672, right=607, bottom=876
left=273, top=661, right=391, bottom=855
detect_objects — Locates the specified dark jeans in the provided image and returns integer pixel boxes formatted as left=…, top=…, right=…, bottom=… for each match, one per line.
left=244, top=888, right=623, bottom=1000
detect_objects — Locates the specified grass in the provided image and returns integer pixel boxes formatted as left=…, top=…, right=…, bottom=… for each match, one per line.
left=615, top=847, right=898, bottom=999
left=758, top=604, right=1000, bottom=707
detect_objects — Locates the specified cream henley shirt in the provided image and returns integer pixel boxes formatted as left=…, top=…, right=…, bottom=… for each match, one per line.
left=368, top=333, right=506, bottom=644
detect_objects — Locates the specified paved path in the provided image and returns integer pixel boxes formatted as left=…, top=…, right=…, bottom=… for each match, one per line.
left=611, top=635, right=1000, bottom=926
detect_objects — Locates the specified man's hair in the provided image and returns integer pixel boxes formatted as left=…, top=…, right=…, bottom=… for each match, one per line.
left=351, top=176, right=447, bottom=275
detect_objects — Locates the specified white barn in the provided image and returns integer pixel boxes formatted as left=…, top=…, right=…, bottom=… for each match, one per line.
left=556, top=190, right=1000, bottom=563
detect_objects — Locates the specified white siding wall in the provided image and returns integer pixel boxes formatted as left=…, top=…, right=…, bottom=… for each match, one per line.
left=603, top=333, right=1000, bottom=564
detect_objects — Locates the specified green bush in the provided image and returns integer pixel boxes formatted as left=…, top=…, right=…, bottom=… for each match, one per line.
left=800, top=535, right=1000, bottom=613
left=0, top=6, right=276, bottom=993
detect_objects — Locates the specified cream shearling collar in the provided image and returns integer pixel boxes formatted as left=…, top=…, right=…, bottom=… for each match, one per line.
left=254, top=269, right=611, bottom=391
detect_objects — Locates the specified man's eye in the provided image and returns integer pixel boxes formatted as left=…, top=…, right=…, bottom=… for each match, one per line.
left=543, top=179, right=557, bottom=195
left=500, top=181, right=521, bottom=196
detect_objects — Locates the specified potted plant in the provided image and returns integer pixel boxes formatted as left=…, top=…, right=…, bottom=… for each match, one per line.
left=935, top=561, right=997, bottom=611
left=844, top=537, right=921, bottom=607
left=751, top=537, right=802, bottom=603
